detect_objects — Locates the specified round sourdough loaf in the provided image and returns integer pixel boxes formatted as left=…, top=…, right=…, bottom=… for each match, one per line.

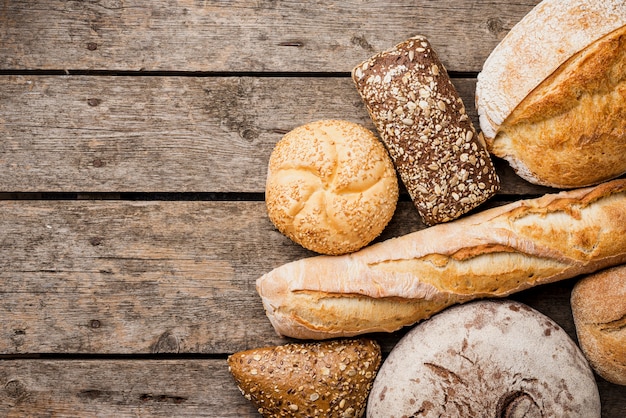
left=367, top=300, right=600, bottom=417
left=571, top=265, right=626, bottom=385
left=476, top=0, right=626, bottom=188
left=265, top=120, right=398, bottom=255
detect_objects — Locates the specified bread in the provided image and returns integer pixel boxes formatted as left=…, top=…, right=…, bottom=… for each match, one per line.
left=367, top=300, right=601, bottom=417
left=476, top=0, right=626, bottom=188
left=227, top=338, right=381, bottom=417
left=265, top=120, right=398, bottom=255
left=256, top=179, right=626, bottom=340
left=352, top=36, right=499, bottom=225
left=571, top=264, right=626, bottom=385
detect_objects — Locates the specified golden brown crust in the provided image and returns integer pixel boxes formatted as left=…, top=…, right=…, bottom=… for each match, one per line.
left=257, top=180, right=626, bottom=340
left=571, top=265, right=626, bottom=385
left=477, top=0, right=626, bottom=138
left=265, top=120, right=398, bottom=255
left=492, top=25, right=626, bottom=188
left=227, top=339, right=381, bottom=417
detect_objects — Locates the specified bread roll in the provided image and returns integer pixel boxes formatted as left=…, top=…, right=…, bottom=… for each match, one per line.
left=352, top=36, right=499, bottom=225
left=228, top=339, right=381, bottom=417
left=257, top=179, right=626, bottom=340
left=367, top=300, right=600, bottom=417
left=265, top=120, right=398, bottom=255
left=571, top=264, right=626, bottom=385
left=476, top=0, right=626, bottom=188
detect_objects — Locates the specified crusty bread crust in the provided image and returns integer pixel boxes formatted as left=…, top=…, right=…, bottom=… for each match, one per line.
left=476, top=0, right=626, bottom=139
left=265, top=120, right=398, bottom=255
left=476, top=0, right=626, bottom=188
left=368, top=301, right=600, bottom=417
left=228, top=339, right=381, bottom=417
left=571, top=265, right=626, bottom=385
left=257, top=179, right=626, bottom=340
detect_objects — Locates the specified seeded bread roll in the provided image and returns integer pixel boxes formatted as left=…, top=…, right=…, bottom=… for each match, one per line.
left=352, top=36, right=499, bottom=225
left=228, top=339, right=381, bottom=417
left=257, top=179, right=626, bottom=340
left=265, top=120, right=398, bottom=255
left=367, top=300, right=601, bottom=417
left=571, top=265, right=626, bottom=385
left=476, top=0, right=626, bottom=188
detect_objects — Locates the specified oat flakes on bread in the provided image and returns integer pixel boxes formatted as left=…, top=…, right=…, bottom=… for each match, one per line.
left=571, top=264, right=626, bottom=385
left=476, top=0, right=626, bottom=188
left=352, top=35, right=499, bottom=226
left=367, top=300, right=600, bottom=417
left=228, top=338, right=381, bottom=417
left=265, top=120, right=398, bottom=255
left=257, top=179, right=626, bottom=340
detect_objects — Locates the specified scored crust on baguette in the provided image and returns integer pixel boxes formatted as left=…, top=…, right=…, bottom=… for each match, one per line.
left=476, top=0, right=626, bottom=188
left=257, top=179, right=626, bottom=340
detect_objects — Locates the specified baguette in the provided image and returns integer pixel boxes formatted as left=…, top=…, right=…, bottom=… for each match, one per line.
left=257, top=179, right=626, bottom=340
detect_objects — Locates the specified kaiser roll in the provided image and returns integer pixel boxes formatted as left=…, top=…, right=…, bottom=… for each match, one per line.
left=265, top=120, right=398, bottom=255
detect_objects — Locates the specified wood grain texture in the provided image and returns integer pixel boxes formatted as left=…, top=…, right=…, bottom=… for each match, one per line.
left=0, top=358, right=624, bottom=417
left=0, top=200, right=292, bottom=354
left=0, top=0, right=540, bottom=73
left=0, top=359, right=258, bottom=417
left=1, top=200, right=624, bottom=412
left=1, top=199, right=429, bottom=354
left=0, top=198, right=607, bottom=354
left=1, top=0, right=623, bottom=415
left=0, top=75, right=553, bottom=195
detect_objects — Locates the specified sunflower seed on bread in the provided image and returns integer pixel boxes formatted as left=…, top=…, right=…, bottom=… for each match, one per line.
left=227, top=338, right=381, bottom=417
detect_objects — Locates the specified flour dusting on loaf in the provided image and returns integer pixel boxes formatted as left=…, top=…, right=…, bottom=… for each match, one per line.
left=476, top=0, right=626, bottom=188
left=353, top=36, right=499, bottom=225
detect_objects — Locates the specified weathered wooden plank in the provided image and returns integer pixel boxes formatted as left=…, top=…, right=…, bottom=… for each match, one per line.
left=0, top=0, right=540, bottom=73
left=0, top=200, right=294, bottom=354
left=0, top=75, right=553, bottom=195
left=1, top=200, right=428, bottom=354
left=0, top=359, right=258, bottom=417
left=0, top=199, right=605, bottom=355
left=0, top=358, right=624, bottom=418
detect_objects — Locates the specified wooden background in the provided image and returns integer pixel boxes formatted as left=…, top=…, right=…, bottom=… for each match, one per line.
left=0, top=1, right=624, bottom=416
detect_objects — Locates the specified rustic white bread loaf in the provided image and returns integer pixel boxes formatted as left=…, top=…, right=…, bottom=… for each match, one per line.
left=265, top=120, right=398, bottom=255
left=571, top=264, right=626, bottom=385
left=367, top=300, right=600, bottom=417
left=353, top=36, right=499, bottom=225
left=257, top=179, right=626, bottom=340
left=476, top=0, right=626, bottom=188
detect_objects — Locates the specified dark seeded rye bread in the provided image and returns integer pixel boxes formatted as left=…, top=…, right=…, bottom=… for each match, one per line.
left=352, top=36, right=499, bottom=225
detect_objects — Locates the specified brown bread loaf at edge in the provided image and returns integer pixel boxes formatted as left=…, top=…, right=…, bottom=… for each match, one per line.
left=257, top=179, right=626, bottom=340
left=571, top=265, right=626, bottom=385
left=228, top=339, right=381, bottom=417
left=352, top=35, right=499, bottom=225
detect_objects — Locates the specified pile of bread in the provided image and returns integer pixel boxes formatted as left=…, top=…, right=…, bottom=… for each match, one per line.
left=229, top=0, right=626, bottom=416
